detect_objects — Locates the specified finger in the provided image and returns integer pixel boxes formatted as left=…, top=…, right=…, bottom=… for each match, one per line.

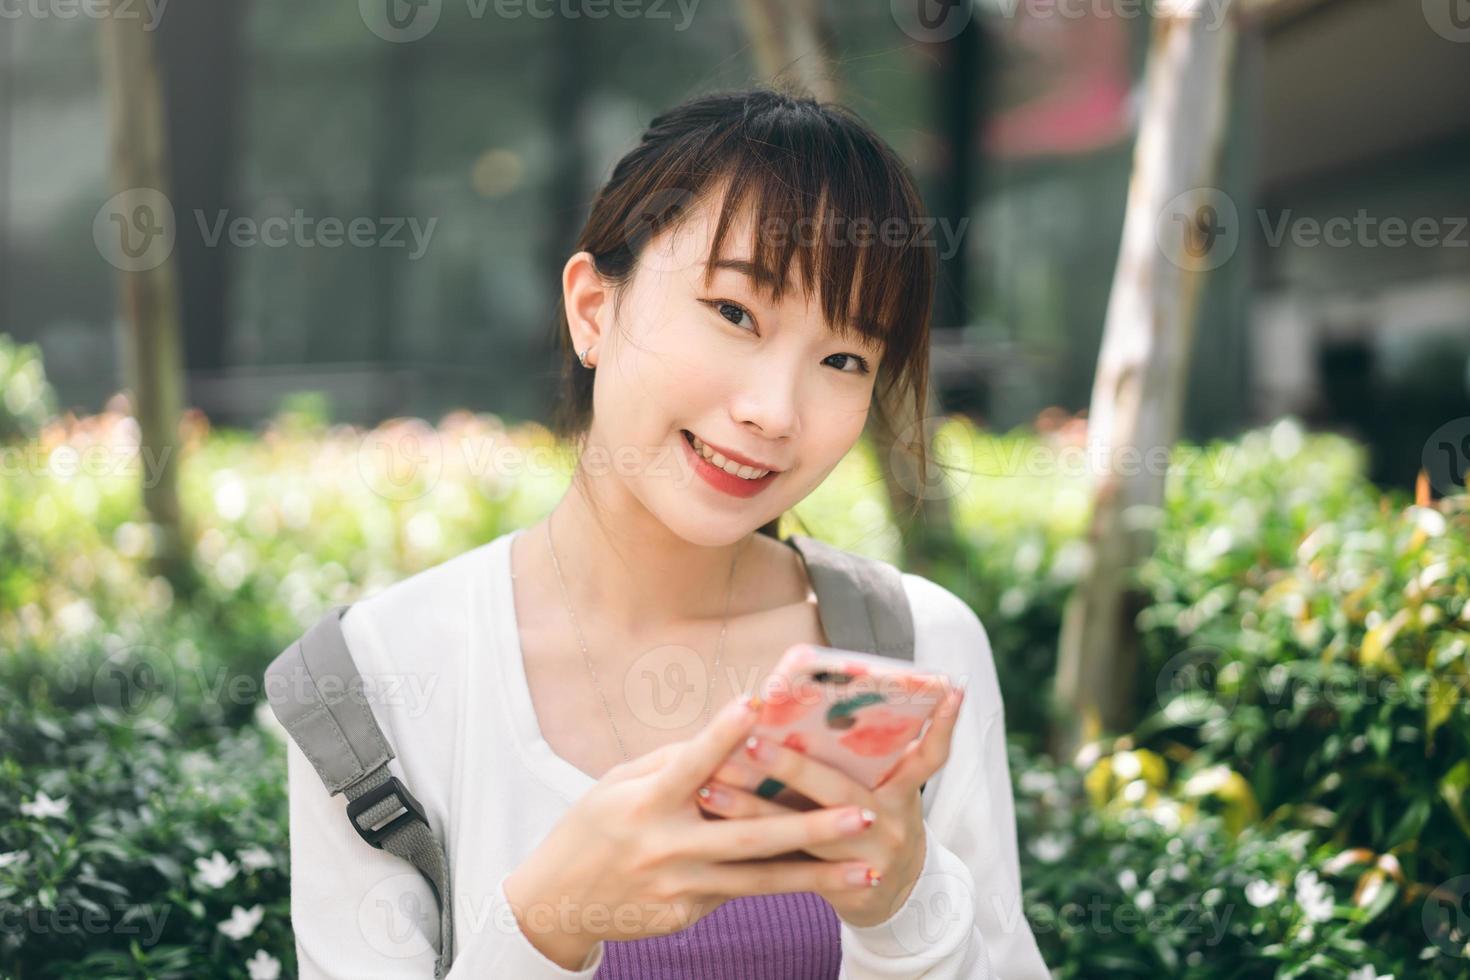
left=740, top=733, right=874, bottom=810
left=656, top=693, right=762, bottom=793
left=684, top=803, right=877, bottom=862
left=879, top=684, right=965, bottom=795
left=610, top=742, right=679, bottom=781
left=694, top=779, right=793, bottom=819
left=701, top=857, right=883, bottom=899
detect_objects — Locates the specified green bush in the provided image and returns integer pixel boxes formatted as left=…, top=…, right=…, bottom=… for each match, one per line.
left=2, top=378, right=1466, bottom=977
left=1012, top=742, right=1464, bottom=978
left=0, top=336, right=57, bottom=444
left=1130, top=421, right=1470, bottom=900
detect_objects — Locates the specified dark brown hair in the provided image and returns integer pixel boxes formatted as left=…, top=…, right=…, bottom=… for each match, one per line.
left=550, top=86, right=936, bottom=541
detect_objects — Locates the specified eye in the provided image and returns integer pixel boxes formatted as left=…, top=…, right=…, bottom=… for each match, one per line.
left=706, top=299, right=755, bottom=331
left=702, top=298, right=872, bottom=376
left=825, top=352, right=872, bottom=375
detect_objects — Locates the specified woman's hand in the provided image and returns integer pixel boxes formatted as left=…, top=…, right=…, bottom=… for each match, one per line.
left=697, top=681, right=967, bottom=928
left=502, top=692, right=893, bottom=969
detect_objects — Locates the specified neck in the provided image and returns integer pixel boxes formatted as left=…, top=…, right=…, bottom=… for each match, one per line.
left=538, top=471, right=762, bottom=637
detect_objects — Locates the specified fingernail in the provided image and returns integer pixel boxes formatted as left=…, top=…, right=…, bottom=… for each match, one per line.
left=845, top=865, right=882, bottom=887
left=744, top=734, right=772, bottom=761
left=729, top=694, right=759, bottom=719
left=696, top=783, right=727, bottom=807
left=839, top=807, right=876, bottom=833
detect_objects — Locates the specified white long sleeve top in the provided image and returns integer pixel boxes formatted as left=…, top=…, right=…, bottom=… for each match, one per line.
left=283, top=527, right=1051, bottom=978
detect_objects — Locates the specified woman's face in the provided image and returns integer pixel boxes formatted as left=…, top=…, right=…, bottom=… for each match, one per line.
left=570, top=194, right=884, bottom=548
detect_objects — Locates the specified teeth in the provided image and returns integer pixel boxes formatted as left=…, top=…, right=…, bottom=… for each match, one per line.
left=688, top=432, right=769, bottom=480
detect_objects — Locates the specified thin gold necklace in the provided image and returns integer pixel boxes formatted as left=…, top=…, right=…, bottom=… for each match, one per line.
left=543, top=514, right=746, bottom=763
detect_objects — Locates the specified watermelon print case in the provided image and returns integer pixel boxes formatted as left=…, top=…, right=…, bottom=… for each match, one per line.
left=718, top=643, right=955, bottom=810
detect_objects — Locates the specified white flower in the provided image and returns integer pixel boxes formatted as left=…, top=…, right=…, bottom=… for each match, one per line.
left=238, top=846, right=276, bottom=872
left=1294, top=869, right=1334, bottom=923
left=1113, top=752, right=1143, bottom=780
left=1182, top=764, right=1231, bottom=796
left=1029, top=833, right=1069, bottom=864
left=194, top=851, right=239, bottom=890
left=1409, top=506, right=1446, bottom=538
left=1013, top=540, right=1043, bottom=576
left=1118, top=869, right=1138, bottom=891
left=999, top=587, right=1027, bottom=618
left=213, top=472, right=249, bottom=521
left=217, top=904, right=264, bottom=941
left=1149, top=801, right=1183, bottom=832
left=0, top=850, right=30, bottom=870
left=1245, top=879, right=1280, bottom=908
left=1048, top=539, right=1091, bottom=583
left=246, top=949, right=282, bottom=980
left=1346, top=966, right=1391, bottom=980
left=1019, top=770, right=1056, bottom=795
left=20, top=791, right=70, bottom=820
left=1135, top=889, right=1155, bottom=911
left=55, top=599, right=98, bottom=638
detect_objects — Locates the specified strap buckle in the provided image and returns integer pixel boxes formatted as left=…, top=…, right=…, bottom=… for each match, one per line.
left=346, top=775, right=428, bottom=848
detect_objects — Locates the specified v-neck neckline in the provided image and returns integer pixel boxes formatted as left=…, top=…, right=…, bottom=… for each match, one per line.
left=490, top=528, right=600, bottom=801
left=488, top=526, right=820, bottom=802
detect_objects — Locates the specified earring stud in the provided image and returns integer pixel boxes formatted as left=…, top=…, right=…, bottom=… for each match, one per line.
left=577, top=346, right=593, bottom=369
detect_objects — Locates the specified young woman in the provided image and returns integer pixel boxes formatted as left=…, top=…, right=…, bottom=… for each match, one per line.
left=286, top=88, right=1049, bottom=978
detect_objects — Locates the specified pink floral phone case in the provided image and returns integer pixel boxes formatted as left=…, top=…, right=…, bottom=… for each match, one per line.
left=717, top=643, right=955, bottom=810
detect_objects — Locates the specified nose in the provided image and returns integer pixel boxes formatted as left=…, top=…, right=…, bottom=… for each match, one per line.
left=729, top=355, right=801, bottom=444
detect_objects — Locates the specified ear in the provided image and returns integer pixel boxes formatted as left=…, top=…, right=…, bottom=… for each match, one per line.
left=563, top=250, right=611, bottom=367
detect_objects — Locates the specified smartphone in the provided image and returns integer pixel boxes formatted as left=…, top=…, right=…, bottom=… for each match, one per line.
left=714, top=643, right=956, bottom=811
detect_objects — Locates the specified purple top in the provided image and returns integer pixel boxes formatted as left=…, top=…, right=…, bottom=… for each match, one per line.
left=596, top=891, right=840, bottom=979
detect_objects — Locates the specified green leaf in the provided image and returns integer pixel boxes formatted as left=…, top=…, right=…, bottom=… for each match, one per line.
left=1368, top=722, right=1391, bottom=760
left=1386, top=797, right=1430, bottom=849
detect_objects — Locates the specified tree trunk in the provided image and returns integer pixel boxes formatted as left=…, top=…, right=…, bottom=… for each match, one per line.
left=98, top=4, right=195, bottom=594
left=738, top=0, right=840, bottom=103
left=1051, top=0, right=1238, bottom=763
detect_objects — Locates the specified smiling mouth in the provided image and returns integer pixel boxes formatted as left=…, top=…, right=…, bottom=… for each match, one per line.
left=681, top=430, right=777, bottom=481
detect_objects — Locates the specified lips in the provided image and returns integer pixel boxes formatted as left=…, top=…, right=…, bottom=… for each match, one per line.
left=680, top=429, right=780, bottom=499
left=682, top=430, right=780, bottom=477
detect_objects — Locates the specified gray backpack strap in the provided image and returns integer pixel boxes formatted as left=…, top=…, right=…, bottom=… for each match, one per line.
left=265, top=604, right=456, bottom=979
left=783, top=533, right=915, bottom=660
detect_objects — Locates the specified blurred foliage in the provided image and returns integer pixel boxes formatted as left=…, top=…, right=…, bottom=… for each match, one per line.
left=1, top=354, right=1467, bottom=975
left=0, top=335, right=58, bottom=443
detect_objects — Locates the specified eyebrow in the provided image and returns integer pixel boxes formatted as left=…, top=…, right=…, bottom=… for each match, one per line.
left=707, top=258, right=784, bottom=291
left=707, top=257, right=885, bottom=353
